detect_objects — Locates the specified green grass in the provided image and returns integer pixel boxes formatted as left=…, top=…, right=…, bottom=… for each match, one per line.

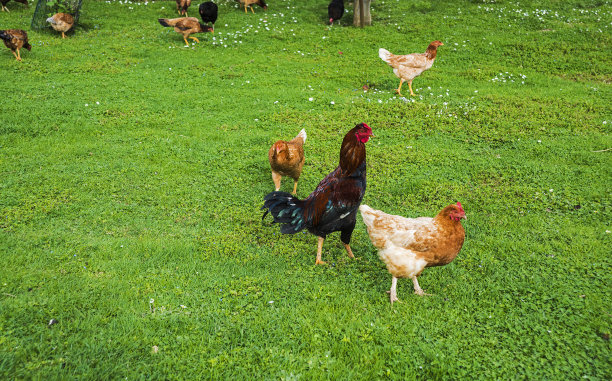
left=1, top=0, right=611, bottom=378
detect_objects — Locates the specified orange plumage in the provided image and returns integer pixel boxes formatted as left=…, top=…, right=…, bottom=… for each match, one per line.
left=268, top=129, right=306, bottom=196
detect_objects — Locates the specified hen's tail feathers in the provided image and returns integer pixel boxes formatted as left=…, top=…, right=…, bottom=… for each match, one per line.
left=158, top=18, right=172, bottom=27
left=262, top=191, right=307, bottom=234
left=293, top=128, right=307, bottom=144
left=358, top=204, right=377, bottom=229
left=378, top=48, right=393, bottom=64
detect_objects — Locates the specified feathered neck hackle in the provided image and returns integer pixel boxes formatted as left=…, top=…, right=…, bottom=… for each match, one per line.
left=339, top=123, right=369, bottom=176
left=426, top=43, right=440, bottom=60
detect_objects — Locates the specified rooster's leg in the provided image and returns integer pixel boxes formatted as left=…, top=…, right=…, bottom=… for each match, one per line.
left=250, top=6, right=255, bottom=13
left=342, top=243, right=355, bottom=259
left=387, top=277, right=400, bottom=305
left=315, top=236, right=326, bottom=265
left=189, top=36, right=200, bottom=43
left=395, top=79, right=404, bottom=96
left=408, top=81, right=415, bottom=96
left=271, top=171, right=281, bottom=191
left=291, top=179, right=298, bottom=195
left=16, top=49, right=21, bottom=61
left=412, top=276, right=430, bottom=296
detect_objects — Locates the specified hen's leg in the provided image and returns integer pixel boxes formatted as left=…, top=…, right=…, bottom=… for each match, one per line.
left=387, top=277, right=400, bottom=305
left=395, top=79, right=404, bottom=96
left=183, top=35, right=189, bottom=45
left=291, top=179, right=298, bottom=195
left=16, top=48, right=21, bottom=61
left=271, top=171, right=281, bottom=191
left=342, top=243, right=355, bottom=259
left=408, top=80, right=415, bottom=96
left=315, top=236, right=326, bottom=265
left=412, top=276, right=430, bottom=296
left=244, top=4, right=247, bottom=13
left=250, top=6, right=255, bottom=13
left=189, top=36, right=200, bottom=43
left=62, top=32, right=66, bottom=39
left=2, top=5, right=9, bottom=12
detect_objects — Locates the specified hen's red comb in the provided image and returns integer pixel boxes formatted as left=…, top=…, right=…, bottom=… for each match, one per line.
left=457, top=202, right=463, bottom=211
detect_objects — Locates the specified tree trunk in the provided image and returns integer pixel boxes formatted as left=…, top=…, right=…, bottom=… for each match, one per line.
left=353, top=0, right=372, bottom=27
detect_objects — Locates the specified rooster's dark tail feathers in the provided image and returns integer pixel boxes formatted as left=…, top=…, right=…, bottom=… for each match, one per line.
left=262, top=191, right=307, bottom=234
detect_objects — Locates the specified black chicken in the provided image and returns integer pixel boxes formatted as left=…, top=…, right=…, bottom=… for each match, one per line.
left=328, top=0, right=344, bottom=25
left=199, top=1, right=218, bottom=26
left=262, top=123, right=373, bottom=265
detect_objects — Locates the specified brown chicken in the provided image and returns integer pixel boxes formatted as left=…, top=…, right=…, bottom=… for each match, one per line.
left=360, top=202, right=466, bottom=305
left=238, top=0, right=267, bottom=14
left=176, top=0, right=191, bottom=16
left=47, top=13, right=74, bottom=39
left=1, top=0, right=28, bottom=12
left=378, top=40, right=444, bottom=96
left=158, top=17, right=213, bottom=45
left=268, top=129, right=307, bottom=196
left=0, top=29, right=31, bottom=61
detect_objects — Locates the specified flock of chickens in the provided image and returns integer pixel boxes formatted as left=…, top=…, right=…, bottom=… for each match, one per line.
left=264, top=124, right=467, bottom=305
left=1, top=0, right=464, bottom=305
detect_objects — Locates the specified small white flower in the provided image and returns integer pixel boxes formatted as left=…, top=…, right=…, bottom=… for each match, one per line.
left=150, top=299, right=154, bottom=304
left=549, top=189, right=553, bottom=192
left=308, top=97, right=313, bottom=101
left=180, top=305, right=186, bottom=309
left=330, top=101, right=335, bottom=105
left=268, top=301, right=274, bottom=304
left=85, top=104, right=88, bottom=106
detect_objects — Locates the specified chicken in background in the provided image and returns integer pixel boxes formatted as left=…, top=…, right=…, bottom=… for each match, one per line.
left=0, top=29, right=31, bottom=61
left=268, top=129, right=307, bottom=196
left=199, top=1, right=218, bottom=27
left=237, top=0, right=267, bottom=14
left=1, top=0, right=28, bottom=12
left=360, top=202, right=466, bottom=305
left=176, top=0, right=192, bottom=16
left=47, top=13, right=74, bottom=39
left=263, top=123, right=373, bottom=265
left=328, top=0, right=344, bottom=25
left=158, top=17, right=213, bottom=45
left=379, top=40, right=444, bottom=96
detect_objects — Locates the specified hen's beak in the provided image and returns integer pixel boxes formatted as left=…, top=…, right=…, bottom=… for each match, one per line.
left=461, top=214, right=467, bottom=220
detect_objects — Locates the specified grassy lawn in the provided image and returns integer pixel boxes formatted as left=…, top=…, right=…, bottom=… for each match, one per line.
left=1, top=0, right=610, bottom=378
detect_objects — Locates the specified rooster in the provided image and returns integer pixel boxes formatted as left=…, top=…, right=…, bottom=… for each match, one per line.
left=46, top=13, right=74, bottom=39
left=263, top=123, right=373, bottom=265
left=268, top=129, right=307, bottom=196
left=379, top=40, right=444, bottom=96
left=158, top=17, right=213, bottom=45
left=359, top=202, right=466, bottom=305
left=176, top=0, right=192, bottom=16
left=0, top=29, right=31, bottom=61
left=237, top=0, right=267, bottom=14
left=328, top=0, right=344, bottom=25
left=199, top=1, right=218, bottom=26
left=1, top=0, right=28, bottom=12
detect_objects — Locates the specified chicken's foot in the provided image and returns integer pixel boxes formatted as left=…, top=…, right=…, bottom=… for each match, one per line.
left=183, top=36, right=189, bottom=45
left=408, top=80, right=415, bottom=96
left=387, top=277, right=400, bottom=305
left=15, top=49, right=21, bottom=61
left=315, top=237, right=327, bottom=265
left=189, top=36, right=200, bottom=43
left=250, top=6, right=255, bottom=13
left=61, top=32, right=66, bottom=39
left=395, top=79, right=405, bottom=96
left=412, top=276, right=430, bottom=296
left=291, top=180, right=298, bottom=195
left=343, top=243, right=355, bottom=259
left=272, top=171, right=281, bottom=191
left=2, top=5, right=9, bottom=12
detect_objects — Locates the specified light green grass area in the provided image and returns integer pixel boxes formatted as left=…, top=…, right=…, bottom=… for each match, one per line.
left=1, top=0, right=611, bottom=378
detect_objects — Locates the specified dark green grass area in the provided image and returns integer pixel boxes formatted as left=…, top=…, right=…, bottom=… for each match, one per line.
left=1, top=0, right=611, bottom=378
